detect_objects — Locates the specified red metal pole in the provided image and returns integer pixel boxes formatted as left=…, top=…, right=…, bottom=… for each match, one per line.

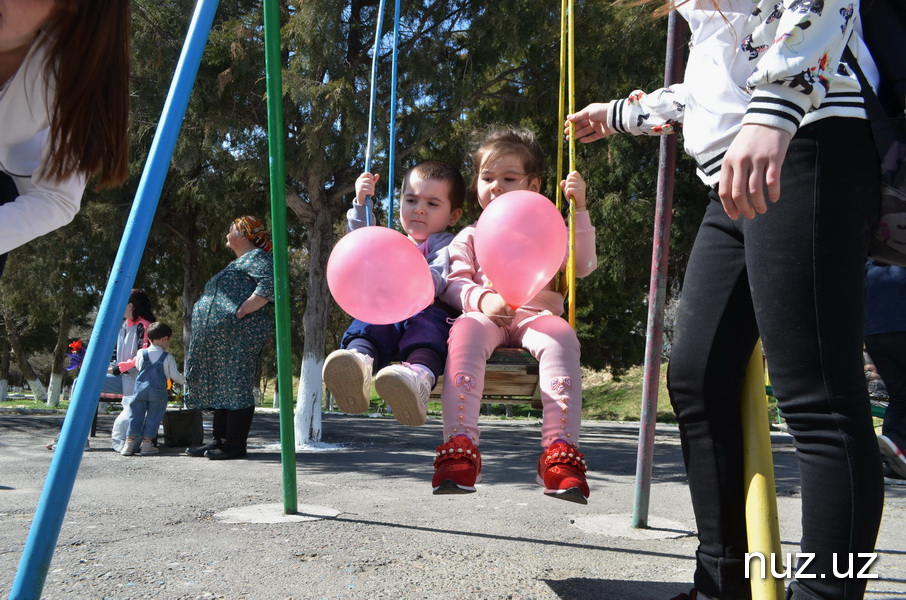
left=632, top=10, right=686, bottom=529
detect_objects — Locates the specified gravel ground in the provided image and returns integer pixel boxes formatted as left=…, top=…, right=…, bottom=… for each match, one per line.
left=1, top=410, right=905, bottom=599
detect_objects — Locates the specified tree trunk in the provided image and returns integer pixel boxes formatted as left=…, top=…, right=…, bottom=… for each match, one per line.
left=46, top=309, right=71, bottom=407
left=293, top=192, right=336, bottom=446
left=294, top=355, right=324, bottom=445
left=180, top=221, right=201, bottom=371
left=6, top=317, right=47, bottom=402
left=47, top=373, right=63, bottom=407
left=0, top=335, right=9, bottom=403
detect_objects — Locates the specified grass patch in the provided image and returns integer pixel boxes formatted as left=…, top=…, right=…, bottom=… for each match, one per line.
left=363, top=363, right=679, bottom=424
left=1, top=396, right=70, bottom=410
left=582, top=364, right=676, bottom=423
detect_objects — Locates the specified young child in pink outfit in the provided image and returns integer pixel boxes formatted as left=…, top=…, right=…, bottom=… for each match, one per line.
left=434, top=127, right=598, bottom=504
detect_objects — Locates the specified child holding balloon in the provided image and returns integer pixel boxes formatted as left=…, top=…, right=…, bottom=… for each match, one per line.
left=323, top=160, right=465, bottom=426
left=434, top=127, right=597, bottom=504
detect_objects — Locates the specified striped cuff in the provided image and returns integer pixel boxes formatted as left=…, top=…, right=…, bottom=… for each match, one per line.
left=608, top=98, right=632, bottom=134
left=742, top=84, right=812, bottom=136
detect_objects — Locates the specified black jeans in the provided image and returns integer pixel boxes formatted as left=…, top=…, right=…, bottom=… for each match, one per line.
left=865, top=332, right=906, bottom=445
left=667, top=119, right=883, bottom=600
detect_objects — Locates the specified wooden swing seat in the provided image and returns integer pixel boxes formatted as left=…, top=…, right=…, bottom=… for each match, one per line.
left=430, top=347, right=542, bottom=408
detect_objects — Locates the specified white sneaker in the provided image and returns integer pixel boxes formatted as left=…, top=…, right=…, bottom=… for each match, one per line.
left=139, top=438, right=158, bottom=455
left=121, top=438, right=136, bottom=456
left=322, top=349, right=373, bottom=414
left=374, top=363, right=432, bottom=427
left=879, top=435, right=906, bottom=478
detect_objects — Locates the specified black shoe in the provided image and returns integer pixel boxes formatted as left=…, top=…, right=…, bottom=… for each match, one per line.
left=185, top=439, right=221, bottom=457
left=205, top=444, right=247, bottom=460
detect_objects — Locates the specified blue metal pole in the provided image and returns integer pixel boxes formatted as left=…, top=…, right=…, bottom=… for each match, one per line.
left=9, top=2, right=221, bottom=597
left=386, top=0, right=401, bottom=229
left=363, top=0, right=386, bottom=226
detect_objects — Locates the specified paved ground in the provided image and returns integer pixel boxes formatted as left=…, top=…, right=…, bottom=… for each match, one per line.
left=1, top=409, right=905, bottom=599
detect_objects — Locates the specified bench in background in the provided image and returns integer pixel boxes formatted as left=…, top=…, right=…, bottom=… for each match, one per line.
left=430, top=347, right=541, bottom=409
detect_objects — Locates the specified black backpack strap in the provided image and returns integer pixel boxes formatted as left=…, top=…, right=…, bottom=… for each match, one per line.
left=861, top=0, right=906, bottom=116
left=844, top=45, right=896, bottom=161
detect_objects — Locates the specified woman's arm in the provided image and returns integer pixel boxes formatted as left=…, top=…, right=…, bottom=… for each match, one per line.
left=0, top=167, right=88, bottom=255
left=236, top=294, right=270, bottom=319
left=568, top=84, right=687, bottom=143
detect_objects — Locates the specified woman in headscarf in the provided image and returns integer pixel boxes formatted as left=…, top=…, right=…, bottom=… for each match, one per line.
left=184, top=216, right=274, bottom=460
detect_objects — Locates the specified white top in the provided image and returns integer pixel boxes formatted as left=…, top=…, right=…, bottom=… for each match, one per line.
left=135, top=345, right=187, bottom=386
left=606, top=0, right=879, bottom=185
left=0, top=34, right=87, bottom=255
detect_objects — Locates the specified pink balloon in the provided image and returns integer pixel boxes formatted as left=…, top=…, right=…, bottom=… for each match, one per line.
left=474, top=190, right=568, bottom=308
left=327, top=226, right=435, bottom=325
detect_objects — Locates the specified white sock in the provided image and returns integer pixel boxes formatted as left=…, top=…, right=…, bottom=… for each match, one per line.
left=404, top=362, right=435, bottom=387
left=348, top=348, right=373, bottom=366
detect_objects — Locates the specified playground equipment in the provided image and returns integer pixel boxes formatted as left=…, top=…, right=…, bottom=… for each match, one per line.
left=10, top=1, right=297, bottom=598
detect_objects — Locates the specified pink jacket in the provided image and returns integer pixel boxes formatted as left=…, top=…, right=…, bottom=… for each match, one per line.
left=441, top=210, right=597, bottom=316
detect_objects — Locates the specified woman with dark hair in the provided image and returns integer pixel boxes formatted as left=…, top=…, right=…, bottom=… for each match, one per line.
left=0, top=0, right=131, bottom=276
left=106, top=289, right=156, bottom=453
left=185, top=217, right=274, bottom=460
left=47, top=288, right=155, bottom=452
left=107, top=289, right=157, bottom=386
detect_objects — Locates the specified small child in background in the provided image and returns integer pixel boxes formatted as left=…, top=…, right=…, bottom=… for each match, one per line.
left=323, top=161, right=464, bottom=426
left=121, top=322, right=185, bottom=456
left=435, top=127, right=597, bottom=503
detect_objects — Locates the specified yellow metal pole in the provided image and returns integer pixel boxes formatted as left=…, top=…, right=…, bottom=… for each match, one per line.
left=566, top=0, right=577, bottom=327
left=742, top=340, right=785, bottom=600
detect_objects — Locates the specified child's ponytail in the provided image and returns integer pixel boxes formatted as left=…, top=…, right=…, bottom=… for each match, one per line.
left=41, top=0, right=131, bottom=189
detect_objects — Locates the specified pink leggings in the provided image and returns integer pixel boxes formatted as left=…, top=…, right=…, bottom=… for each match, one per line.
left=441, top=311, right=582, bottom=448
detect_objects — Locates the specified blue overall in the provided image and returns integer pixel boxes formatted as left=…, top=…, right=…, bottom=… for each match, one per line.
left=127, top=349, right=170, bottom=438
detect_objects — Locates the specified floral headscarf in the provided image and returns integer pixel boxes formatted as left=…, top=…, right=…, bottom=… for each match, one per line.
left=233, top=216, right=272, bottom=253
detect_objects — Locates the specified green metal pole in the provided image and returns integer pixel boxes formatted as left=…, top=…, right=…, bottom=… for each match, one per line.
left=263, top=0, right=297, bottom=514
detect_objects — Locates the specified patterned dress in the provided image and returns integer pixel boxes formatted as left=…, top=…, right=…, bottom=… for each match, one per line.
left=185, top=248, right=274, bottom=410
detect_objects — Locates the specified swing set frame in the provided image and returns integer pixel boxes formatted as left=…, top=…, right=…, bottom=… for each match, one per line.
left=10, top=3, right=785, bottom=600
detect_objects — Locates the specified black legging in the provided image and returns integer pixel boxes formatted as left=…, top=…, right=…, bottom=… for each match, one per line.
left=667, top=119, right=884, bottom=600
left=211, top=406, right=255, bottom=450
left=0, top=172, right=18, bottom=278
